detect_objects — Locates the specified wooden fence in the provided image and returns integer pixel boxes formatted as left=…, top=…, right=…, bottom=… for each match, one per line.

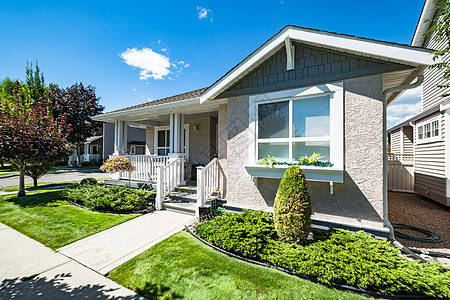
left=387, top=153, right=414, bottom=193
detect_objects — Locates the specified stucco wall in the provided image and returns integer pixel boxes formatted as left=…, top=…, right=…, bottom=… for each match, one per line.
left=225, top=75, right=384, bottom=227
left=218, top=104, right=228, bottom=198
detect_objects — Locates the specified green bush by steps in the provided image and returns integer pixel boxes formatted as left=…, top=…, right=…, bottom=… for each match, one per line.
left=63, top=184, right=154, bottom=212
left=274, top=165, right=312, bottom=244
left=196, top=210, right=450, bottom=298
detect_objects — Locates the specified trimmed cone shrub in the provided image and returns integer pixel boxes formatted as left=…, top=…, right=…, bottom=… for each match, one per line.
left=273, top=165, right=312, bottom=244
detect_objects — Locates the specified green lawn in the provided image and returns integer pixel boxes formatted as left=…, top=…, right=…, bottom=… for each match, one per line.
left=0, top=164, right=18, bottom=177
left=110, top=231, right=364, bottom=300
left=1, top=181, right=79, bottom=192
left=0, top=188, right=140, bottom=250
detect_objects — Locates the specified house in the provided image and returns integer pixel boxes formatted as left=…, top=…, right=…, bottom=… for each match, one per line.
left=387, top=0, right=450, bottom=207
left=102, top=122, right=147, bottom=159
left=93, top=25, right=434, bottom=238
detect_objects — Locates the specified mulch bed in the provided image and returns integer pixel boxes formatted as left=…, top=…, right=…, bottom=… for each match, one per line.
left=389, top=192, right=450, bottom=255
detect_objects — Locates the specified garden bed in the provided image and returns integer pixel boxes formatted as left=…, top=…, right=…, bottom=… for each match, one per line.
left=63, top=181, right=155, bottom=213
left=193, top=210, right=450, bottom=299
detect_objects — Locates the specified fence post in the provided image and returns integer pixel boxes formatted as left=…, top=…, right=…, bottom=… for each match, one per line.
left=156, top=165, right=164, bottom=210
left=196, top=166, right=205, bottom=218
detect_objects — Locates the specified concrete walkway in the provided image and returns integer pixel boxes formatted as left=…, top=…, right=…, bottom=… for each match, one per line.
left=0, top=223, right=144, bottom=299
left=59, top=210, right=194, bottom=275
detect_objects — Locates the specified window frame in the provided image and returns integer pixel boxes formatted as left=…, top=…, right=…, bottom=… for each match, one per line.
left=154, top=124, right=190, bottom=160
left=249, top=82, right=344, bottom=170
left=416, top=116, right=441, bottom=144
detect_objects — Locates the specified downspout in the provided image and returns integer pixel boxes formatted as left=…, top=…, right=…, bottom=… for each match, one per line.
left=383, top=75, right=425, bottom=261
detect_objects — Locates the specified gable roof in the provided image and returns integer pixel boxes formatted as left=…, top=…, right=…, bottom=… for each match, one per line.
left=200, top=25, right=434, bottom=103
left=411, top=0, right=436, bottom=47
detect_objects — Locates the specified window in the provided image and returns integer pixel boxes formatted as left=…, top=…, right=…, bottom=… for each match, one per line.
left=257, top=94, right=331, bottom=162
left=154, top=125, right=190, bottom=159
left=432, top=120, right=439, bottom=137
left=157, top=129, right=170, bottom=156
left=249, top=83, right=343, bottom=169
left=417, top=117, right=440, bottom=143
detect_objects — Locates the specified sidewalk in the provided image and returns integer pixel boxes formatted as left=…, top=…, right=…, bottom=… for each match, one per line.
left=0, top=222, right=144, bottom=299
left=59, top=210, right=195, bottom=274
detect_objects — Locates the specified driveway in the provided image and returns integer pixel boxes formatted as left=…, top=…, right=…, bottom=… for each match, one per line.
left=0, top=169, right=109, bottom=189
left=0, top=222, right=143, bottom=299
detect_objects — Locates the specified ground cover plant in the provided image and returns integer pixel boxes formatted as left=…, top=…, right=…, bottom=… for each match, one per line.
left=0, top=188, right=139, bottom=249
left=196, top=210, right=450, bottom=298
left=63, top=183, right=154, bottom=212
left=110, top=230, right=363, bottom=300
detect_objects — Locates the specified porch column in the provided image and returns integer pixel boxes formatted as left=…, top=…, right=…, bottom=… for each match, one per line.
left=169, top=113, right=184, bottom=154
left=114, top=120, right=128, bottom=155
left=84, top=142, right=89, bottom=161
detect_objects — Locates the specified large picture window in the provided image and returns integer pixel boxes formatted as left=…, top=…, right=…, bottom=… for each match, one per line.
left=257, top=95, right=331, bottom=162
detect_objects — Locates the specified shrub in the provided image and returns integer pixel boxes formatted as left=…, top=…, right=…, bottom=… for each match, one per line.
left=196, top=212, right=450, bottom=298
left=273, top=165, right=312, bottom=244
left=80, top=177, right=98, bottom=185
left=196, top=210, right=277, bottom=259
left=64, top=184, right=153, bottom=212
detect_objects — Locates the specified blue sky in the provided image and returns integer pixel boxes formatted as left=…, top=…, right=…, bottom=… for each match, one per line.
left=0, top=0, right=425, bottom=127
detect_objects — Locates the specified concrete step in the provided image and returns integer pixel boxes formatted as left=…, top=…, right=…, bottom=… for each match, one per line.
left=162, top=201, right=196, bottom=216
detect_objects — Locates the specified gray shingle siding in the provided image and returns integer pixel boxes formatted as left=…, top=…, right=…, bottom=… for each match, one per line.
left=218, top=42, right=412, bottom=99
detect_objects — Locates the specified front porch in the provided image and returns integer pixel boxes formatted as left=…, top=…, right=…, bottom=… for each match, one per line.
left=98, top=95, right=223, bottom=216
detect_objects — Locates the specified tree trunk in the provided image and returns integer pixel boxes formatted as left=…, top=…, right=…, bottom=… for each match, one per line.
left=18, top=166, right=26, bottom=197
left=33, top=177, right=38, bottom=188
left=76, top=143, right=81, bottom=167
left=0, top=158, right=4, bottom=168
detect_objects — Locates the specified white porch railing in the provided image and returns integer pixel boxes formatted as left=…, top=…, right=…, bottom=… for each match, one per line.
left=119, top=155, right=170, bottom=182
left=155, top=157, right=185, bottom=210
left=196, top=158, right=219, bottom=217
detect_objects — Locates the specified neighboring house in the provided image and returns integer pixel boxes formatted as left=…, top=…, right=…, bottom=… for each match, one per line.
left=102, top=122, right=146, bottom=159
left=68, top=126, right=104, bottom=165
left=94, top=25, right=433, bottom=237
left=388, top=0, right=450, bottom=207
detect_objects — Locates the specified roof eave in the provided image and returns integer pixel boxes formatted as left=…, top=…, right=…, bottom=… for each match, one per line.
left=411, top=0, right=436, bottom=47
left=92, top=97, right=201, bottom=122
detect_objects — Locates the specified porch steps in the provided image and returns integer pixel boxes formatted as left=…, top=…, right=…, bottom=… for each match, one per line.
left=162, top=186, right=221, bottom=216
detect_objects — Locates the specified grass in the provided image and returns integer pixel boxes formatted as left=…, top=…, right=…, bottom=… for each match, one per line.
left=0, top=164, right=18, bottom=177
left=1, top=181, right=79, bottom=192
left=109, top=231, right=364, bottom=300
left=1, top=178, right=111, bottom=192
left=0, top=188, right=140, bottom=250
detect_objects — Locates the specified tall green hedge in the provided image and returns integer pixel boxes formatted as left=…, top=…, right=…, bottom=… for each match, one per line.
left=273, top=165, right=312, bottom=244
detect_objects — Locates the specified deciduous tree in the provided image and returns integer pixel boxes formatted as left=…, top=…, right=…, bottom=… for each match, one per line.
left=0, top=82, right=71, bottom=196
left=48, top=83, right=104, bottom=166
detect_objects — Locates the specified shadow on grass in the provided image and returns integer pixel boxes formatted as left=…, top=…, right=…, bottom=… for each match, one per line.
left=135, top=282, right=182, bottom=299
left=6, top=190, right=66, bottom=208
left=0, top=274, right=143, bottom=299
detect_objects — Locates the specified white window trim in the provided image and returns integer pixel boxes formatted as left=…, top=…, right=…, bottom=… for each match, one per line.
left=416, top=116, right=442, bottom=144
left=154, top=124, right=190, bottom=160
left=248, top=82, right=344, bottom=170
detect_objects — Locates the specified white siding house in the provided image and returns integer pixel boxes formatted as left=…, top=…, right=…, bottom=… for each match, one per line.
left=387, top=0, right=449, bottom=206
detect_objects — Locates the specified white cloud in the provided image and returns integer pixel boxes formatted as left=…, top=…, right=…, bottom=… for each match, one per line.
left=387, top=86, right=422, bottom=128
left=132, top=88, right=136, bottom=91
left=197, top=6, right=212, bottom=21
left=161, top=48, right=167, bottom=52
left=120, top=47, right=178, bottom=80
